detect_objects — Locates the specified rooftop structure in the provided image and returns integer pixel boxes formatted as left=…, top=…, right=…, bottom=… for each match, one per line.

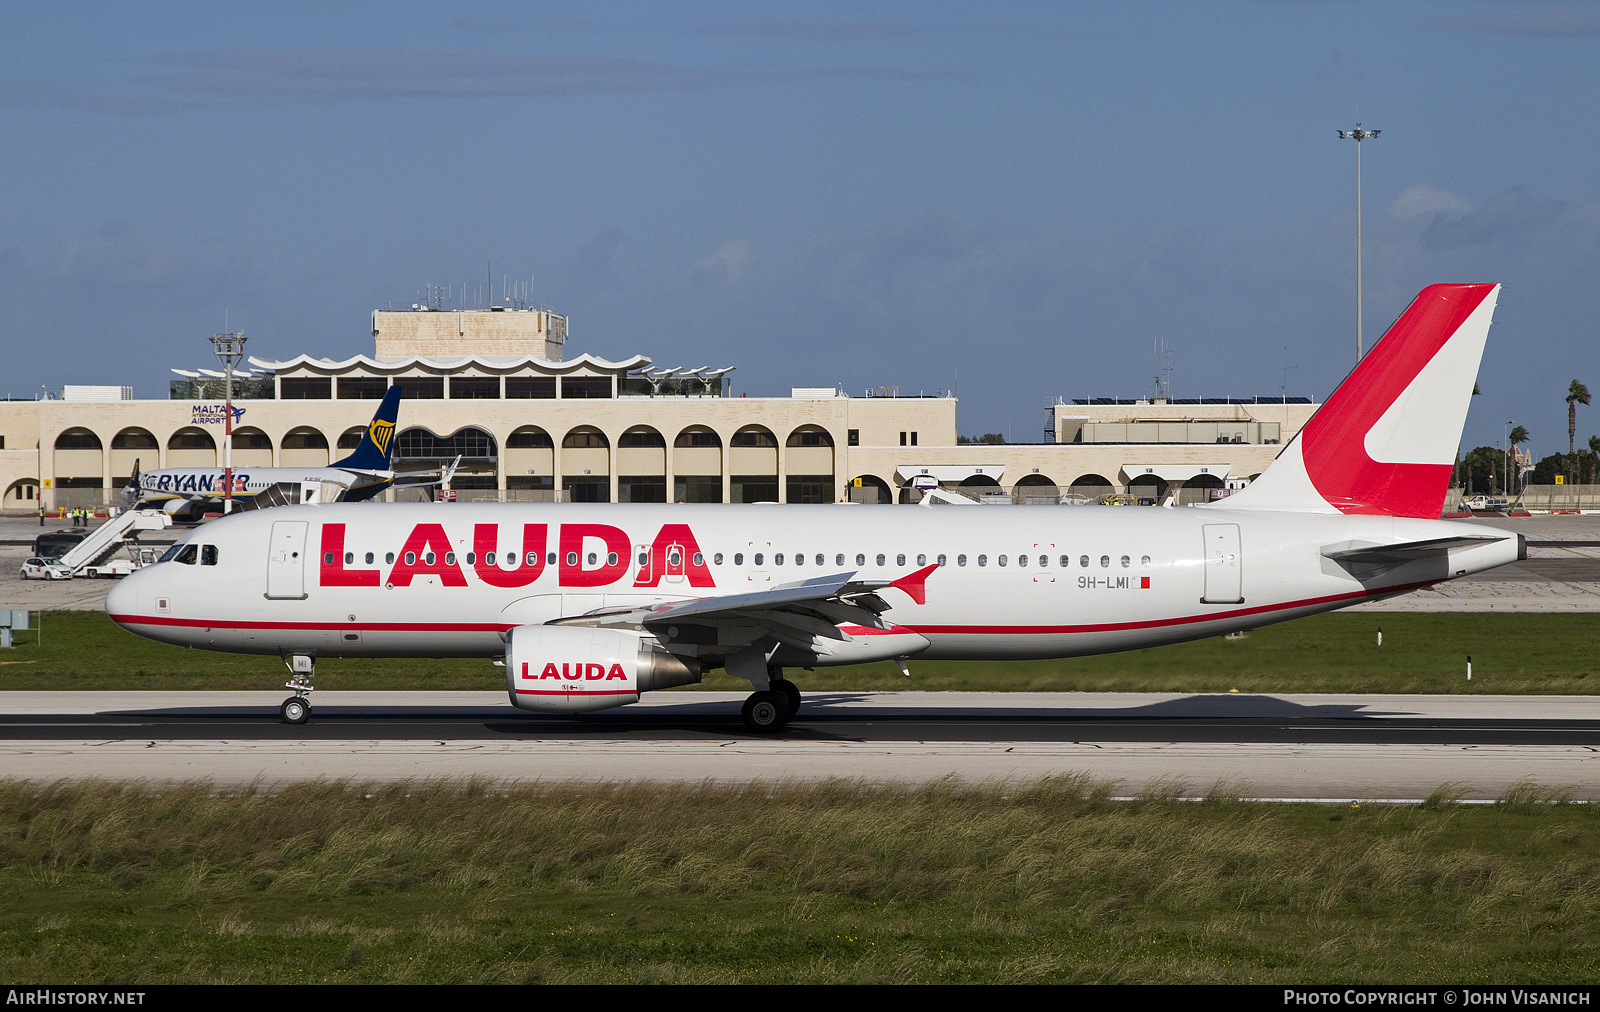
left=373, top=306, right=566, bottom=360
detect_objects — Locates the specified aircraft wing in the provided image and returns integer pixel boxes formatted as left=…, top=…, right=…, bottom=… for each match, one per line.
left=390, top=455, right=463, bottom=488
left=555, top=565, right=939, bottom=650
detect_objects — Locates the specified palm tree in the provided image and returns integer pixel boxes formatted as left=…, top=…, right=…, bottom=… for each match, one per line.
left=1568, top=380, right=1590, bottom=483
left=1589, top=433, right=1600, bottom=487
left=1509, top=425, right=1529, bottom=496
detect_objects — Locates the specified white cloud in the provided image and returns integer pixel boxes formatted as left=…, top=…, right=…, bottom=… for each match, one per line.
left=1389, top=184, right=1472, bottom=222
left=687, top=239, right=754, bottom=286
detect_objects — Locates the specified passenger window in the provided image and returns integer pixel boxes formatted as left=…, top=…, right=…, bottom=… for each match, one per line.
left=876, top=554, right=886, bottom=566
left=856, top=554, right=866, bottom=566
left=1039, top=555, right=1048, bottom=568
left=1121, top=555, right=1130, bottom=568
left=669, top=549, right=681, bottom=566
left=587, top=553, right=597, bottom=566
left=638, top=552, right=648, bottom=567
left=735, top=553, right=744, bottom=565
left=754, top=553, right=764, bottom=566
left=386, top=552, right=395, bottom=564
left=528, top=553, right=539, bottom=566
left=977, top=555, right=987, bottom=567
left=465, top=552, right=475, bottom=565
left=714, top=553, right=724, bottom=565
left=917, top=554, right=926, bottom=566
left=1100, top=556, right=1110, bottom=568
left=176, top=545, right=197, bottom=565
left=816, top=554, right=824, bottom=566
left=405, top=552, right=416, bottom=565
left=775, top=553, right=785, bottom=565
left=547, top=553, right=556, bottom=566
left=999, top=555, right=1008, bottom=567
left=937, top=554, right=946, bottom=566
left=958, top=554, right=967, bottom=567
left=566, top=552, right=577, bottom=566
left=694, top=553, right=705, bottom=566
left=1080, top=556, right=1089, bottom=568
left=896, top=554, right=905, bottom=566
left=835, top=554, right=844, bottom=566
left=201, top=545, right=218, bottom=566
left=486, top=552, right=496, bottom=566
left=793, top=553, right=803, bottom=566
left=1060, top=555, right=1069, bottom=568
left=425, top=552, right=436, bottom=565
left=445, top=552, right=456, bottom=566
left=1018, top=555, right=1027, bottom=567
left=344, top=552, right=354, bottom=565
left=365, top=552, right=374, bottom=565
left=1141, top=555, right=1152, bottom=568
left=607, top=553, right=618, bottom=566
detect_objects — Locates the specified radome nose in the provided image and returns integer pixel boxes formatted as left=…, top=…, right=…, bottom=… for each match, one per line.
left=105, top=571, right=138, bottom=621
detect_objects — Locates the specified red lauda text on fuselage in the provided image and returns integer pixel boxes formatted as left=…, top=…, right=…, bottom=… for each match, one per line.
left=318, top=522, right=716, bottom=590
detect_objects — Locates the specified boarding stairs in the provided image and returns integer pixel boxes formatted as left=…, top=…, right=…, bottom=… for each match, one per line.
left=57, top=509, right=173, bottom=577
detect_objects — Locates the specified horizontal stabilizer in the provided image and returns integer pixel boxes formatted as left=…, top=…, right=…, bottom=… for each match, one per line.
left=1322, top=534, right=1512, bottom=566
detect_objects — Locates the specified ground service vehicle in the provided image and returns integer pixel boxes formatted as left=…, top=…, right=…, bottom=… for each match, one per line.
left=20, top=557, right=71, bottom=580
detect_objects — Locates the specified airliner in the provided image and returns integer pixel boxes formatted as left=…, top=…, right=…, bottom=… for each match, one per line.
left=108, top=284, right=1521, bottom=730
left=122, top=386, right=454, bottom=515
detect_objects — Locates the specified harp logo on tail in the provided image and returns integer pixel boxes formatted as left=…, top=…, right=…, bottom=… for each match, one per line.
left=368, top=419, right=394, bottom=456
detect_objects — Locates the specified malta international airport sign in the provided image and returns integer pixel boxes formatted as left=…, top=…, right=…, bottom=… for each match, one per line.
left=191, top=404, right=247, bottom=425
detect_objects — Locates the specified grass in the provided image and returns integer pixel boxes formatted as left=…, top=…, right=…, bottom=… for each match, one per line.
left=2, top=778, right=1598, bottom=983
left=0, top=610, right=1597, bottom=694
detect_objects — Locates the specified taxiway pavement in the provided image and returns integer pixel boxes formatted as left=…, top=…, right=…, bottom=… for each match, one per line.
left=3, top=690, right=1599, bottom=800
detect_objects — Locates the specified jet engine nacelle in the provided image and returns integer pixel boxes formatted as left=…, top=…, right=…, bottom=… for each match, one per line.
left=505, top=624, right=700, bottom=713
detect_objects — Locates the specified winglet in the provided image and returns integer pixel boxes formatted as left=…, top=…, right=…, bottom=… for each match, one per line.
left=889, top=563, right=939, bottom=605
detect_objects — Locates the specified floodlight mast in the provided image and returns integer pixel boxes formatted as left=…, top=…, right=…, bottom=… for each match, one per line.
left=1337, top=123, right=1379, bottom=361
left=210, top=332, right=247, bottom=514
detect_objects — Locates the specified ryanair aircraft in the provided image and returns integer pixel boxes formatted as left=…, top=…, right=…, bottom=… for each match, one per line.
left=122, top=386, right=454, bottom=516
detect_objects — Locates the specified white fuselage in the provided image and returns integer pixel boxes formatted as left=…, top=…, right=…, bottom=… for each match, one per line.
left=124, top=466, right=391, bottom=506
left=106, top=502, right=1519, bottom=664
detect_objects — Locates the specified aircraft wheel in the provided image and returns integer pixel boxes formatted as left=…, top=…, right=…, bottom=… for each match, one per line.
left=741, top=691, right=790, bottom=733
left=770, top=678, right=801, bottom=716
left=280, top=697, right=311, bottom=725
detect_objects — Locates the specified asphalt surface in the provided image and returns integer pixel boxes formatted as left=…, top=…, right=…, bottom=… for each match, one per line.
left=4, top=692, right=1600, bottom=798
left=3, top=691, right=1599, bottom=747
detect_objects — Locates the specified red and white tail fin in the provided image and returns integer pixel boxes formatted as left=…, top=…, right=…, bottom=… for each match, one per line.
left=1221, top=283, right=1499, bottom=518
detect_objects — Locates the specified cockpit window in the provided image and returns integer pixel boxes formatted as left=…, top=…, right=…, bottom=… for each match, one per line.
left=201, top=545, right=219, bottom=566
left=159, top=544, right=184, bottom=563
left=174, top=544, right=198, bottom=566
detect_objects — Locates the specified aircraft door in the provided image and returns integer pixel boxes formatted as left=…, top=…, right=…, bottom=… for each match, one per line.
left=1201, top=523, right=1243, bottom=604
left=265, top=520, right=309, bottom=600
left=663, top=541, right=686, bottom=584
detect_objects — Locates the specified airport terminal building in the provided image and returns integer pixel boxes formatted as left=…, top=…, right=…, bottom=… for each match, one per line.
left=0, top=306, right=1317, bottom=511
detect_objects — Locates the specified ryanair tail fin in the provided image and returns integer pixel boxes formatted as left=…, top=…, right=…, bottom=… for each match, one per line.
left=332, top=385, right=402, bottom=471
left=1220, top=283, right=1499, bottom=519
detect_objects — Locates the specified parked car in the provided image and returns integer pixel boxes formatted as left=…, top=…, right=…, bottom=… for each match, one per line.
left=20, top=557, right=71, bottom=580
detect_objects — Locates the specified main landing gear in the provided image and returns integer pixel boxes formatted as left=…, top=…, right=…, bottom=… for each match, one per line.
left=280, top=654, right=314, bottom=725
left=740, top=669, right=802, bottom=734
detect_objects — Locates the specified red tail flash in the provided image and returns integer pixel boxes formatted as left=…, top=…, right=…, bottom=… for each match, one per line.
left=1222, top=283, right=1498, bottom=519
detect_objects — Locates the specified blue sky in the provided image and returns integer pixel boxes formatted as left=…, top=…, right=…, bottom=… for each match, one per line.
left=2, top=1, right=1597, bottom=457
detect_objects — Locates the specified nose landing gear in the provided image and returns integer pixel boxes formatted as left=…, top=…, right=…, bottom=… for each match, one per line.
left=280, top=653, right=315, bottom=724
